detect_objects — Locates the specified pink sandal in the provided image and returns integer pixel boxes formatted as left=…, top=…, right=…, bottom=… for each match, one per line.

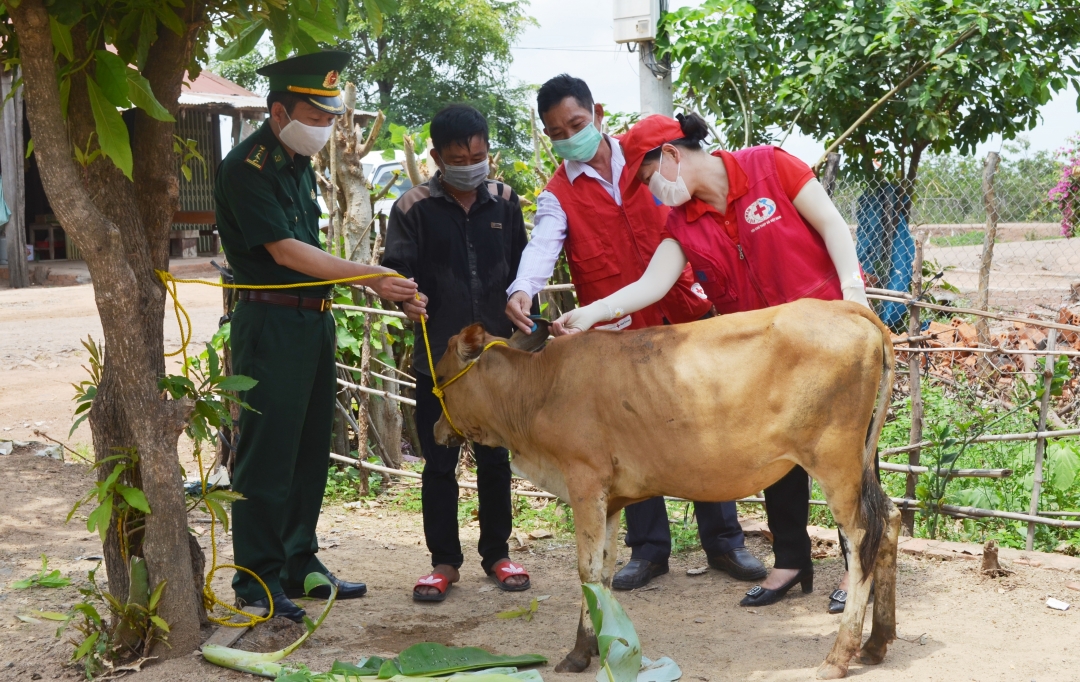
left=489, top=559, right=531, bottom=592
left=413, top=573, right=453, bottom=602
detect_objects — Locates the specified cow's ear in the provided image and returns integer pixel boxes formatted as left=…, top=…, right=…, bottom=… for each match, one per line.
left=456, top=323, right=487, bottom=362
left=508, top=318, right=550, bottom=353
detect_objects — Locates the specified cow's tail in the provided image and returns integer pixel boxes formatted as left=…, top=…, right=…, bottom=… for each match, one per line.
left=854, top=306, right=894, bottom=581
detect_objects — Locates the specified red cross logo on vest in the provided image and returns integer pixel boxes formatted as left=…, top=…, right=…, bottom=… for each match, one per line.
left=744, top=197, right=777, bottom=225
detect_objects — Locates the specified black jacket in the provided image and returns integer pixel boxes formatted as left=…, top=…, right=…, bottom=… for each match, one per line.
left=382, top=174, right=530, bottom=376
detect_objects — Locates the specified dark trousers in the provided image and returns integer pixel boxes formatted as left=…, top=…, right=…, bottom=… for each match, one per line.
left=624, top=498, right=746, bottom=564
left=230, top=302, right=335, bottom=602
left=415, top=371, right=512, bottom=572
left=763, top=466, right=813, bottom=570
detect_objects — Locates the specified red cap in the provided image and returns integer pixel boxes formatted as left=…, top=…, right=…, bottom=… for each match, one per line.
left=619, top=114, right=684, bottom=194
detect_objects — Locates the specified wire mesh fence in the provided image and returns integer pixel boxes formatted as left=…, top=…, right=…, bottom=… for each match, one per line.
left=828, top=152, right=1073, bottom=320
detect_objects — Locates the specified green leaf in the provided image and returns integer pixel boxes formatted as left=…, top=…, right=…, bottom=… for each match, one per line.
left=205, top=489, right=245, bottom=503
left=582, top=583, right=641, bottom=681
left=86, top=77, right=133, bottom=180
left=303, top=571, right=332, bottom=596
left=215, top=375, right=258, bottom=392
left=302, top=615, right=316, bottom=633
left=126, top=70, right=175, bottom=122
left=150, top=614, right=171, bottom=633
left=15, top=614, right=41, bottom=624
left=73, top=631, right=99, bottom=661
left=58, top=77, right=71, bottom=118
left=32, top=610, right=70, bottom=621
left=73, top=602, right=102, bottom=626
left=203, top=498, right=230, bottom=534
left=116, top=484, right=151, bottom=514
left=155, top=5, right=186, bottom=36
left=49, top=17, right=74, bottom=61
left=395, top=643, right=547, bottom=675
left=86, top=494, right=114, bottom=542
left=25, top=139, right=33, bottom=159
left=94, top=50, right=132, bottom=108
left=1047, top=443, right=1080, bottom=492
left=218, top=20, right=266, bottom=61
left=148, top=579, right=167, bottom=612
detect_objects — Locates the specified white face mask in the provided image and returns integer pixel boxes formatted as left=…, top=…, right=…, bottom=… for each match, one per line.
left=278, top=111, right=334, bottom=157
left=648, top=150, right=692, bottom=206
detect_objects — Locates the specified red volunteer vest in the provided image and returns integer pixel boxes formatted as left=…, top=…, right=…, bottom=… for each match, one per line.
left=666, top=146, right=841, bottom=315
left=546, top=161, right=711, bottom=329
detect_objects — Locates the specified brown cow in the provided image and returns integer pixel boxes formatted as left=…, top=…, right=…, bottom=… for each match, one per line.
left=432, top=298, right=901, bottom=679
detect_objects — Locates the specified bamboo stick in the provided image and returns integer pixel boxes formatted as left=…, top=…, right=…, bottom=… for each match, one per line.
left=880, top=428, right=1080, bottom=456
left=334, top=303, right=408, bottom=319
left=337, top=377, right=417, bottom=406
left=866, top=292, right=1080, bottom=335
left=325, top=456, right=1080, bottom=528
left=337, top=363, right=416, bottom=388
left=328, top=453, right=557, bottom=499
left=904, top=237, right=924, bottom=535
left=1029, top=328, right=1058, bottom=550
left=975, top=152, right=1001, bottom=357
left=372, top=371, right=416, bottom=389
left=898, top=346, right=1080, bottom=358
left=878, top=461, right=1011, bottom=478
left=372, top=356, right=416, bottom=379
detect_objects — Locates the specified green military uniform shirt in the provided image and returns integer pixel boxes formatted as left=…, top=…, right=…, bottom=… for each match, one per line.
left=215, top=121, right=329, bottom=297
left=215, top=119, right=339, bottom=603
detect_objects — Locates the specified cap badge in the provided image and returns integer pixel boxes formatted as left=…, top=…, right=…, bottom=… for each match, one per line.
left=323, top=70, right=339, bottom=89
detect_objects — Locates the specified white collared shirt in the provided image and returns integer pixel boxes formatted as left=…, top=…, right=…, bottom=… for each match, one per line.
left=506, top=135, right=626, bottom=299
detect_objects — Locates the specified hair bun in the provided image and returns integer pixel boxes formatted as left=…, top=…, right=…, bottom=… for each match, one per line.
left=677, top=112, right=710, bottom=144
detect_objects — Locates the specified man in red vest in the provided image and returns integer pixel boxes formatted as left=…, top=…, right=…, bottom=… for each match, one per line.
left=505, top=75, right=766, bottom=590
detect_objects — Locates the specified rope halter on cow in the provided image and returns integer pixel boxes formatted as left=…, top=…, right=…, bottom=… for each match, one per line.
left=421, top=315, right=507, bottom=439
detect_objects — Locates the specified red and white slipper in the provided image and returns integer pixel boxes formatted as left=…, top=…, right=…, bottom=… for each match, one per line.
left=413, top=573, right=452, bottom=602
left=489, top=559, right=531, bottom=592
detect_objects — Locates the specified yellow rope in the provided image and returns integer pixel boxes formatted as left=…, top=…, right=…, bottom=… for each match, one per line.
left=156, top=269, right=506, bottom=626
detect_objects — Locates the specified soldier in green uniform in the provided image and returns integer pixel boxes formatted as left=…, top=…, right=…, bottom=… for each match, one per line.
left=215, top=51, right=418, bottom=622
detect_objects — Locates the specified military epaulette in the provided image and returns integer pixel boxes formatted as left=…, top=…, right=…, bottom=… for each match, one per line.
left=245, top=144, right=268, bottom=170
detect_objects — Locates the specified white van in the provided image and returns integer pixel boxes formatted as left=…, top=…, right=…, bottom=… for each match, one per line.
left=317, top=150, right=415, bottom=228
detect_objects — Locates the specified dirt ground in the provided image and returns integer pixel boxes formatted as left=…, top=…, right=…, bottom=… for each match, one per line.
left=3, top=280, right=1080, bottom=682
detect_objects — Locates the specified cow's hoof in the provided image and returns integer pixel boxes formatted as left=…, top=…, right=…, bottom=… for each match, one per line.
left=816, top=662, right=848, bottom=679
left=554, top=653, right=590, bottom=673
left=857, top=642, right=887, bottom=665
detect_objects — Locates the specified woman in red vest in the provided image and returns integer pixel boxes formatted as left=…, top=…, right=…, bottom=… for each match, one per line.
left=553, top=113, right=870, bottom=613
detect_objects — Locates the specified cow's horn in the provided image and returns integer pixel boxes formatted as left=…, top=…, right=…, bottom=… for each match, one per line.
left=508, top=318, right=551, bottom=353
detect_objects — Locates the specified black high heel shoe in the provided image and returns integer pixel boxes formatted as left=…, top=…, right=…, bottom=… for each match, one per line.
left=739, top=567, right=813, bottom=607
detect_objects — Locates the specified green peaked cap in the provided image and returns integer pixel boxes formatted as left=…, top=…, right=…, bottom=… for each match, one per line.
left=257, top=50, right=351, bottom=115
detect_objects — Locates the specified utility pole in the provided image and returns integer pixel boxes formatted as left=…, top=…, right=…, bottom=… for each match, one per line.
left=638, top=40, right=673, bottom=116
left=614, top=0, right=672, bottom=116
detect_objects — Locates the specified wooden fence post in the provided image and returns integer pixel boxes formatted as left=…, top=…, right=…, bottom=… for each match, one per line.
left=902, top=237, right=924, bottom=535
left=1027, top=328, right=1058, bottom=551
left=821, top=152, right=841, bottom=197
left=975, top=151, right=1000, bottom=349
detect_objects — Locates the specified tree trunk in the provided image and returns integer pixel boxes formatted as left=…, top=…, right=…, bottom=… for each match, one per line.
left=0, top=69, right=28, bottom=288
left=11, top=0, right=206, bottom=656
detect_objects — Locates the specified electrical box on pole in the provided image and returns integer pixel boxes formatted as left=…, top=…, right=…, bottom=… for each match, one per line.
left=613, top=0, right=659, bottom=43
left=614, top=0, right=673, bottom=117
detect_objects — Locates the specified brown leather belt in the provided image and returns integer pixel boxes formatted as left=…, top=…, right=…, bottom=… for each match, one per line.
left=238, top=290, right=332, bottom=312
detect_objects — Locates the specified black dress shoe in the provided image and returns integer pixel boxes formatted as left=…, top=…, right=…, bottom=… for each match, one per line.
left=708, top=548, right=768, bottom=581
left=739, top=567, right=813, bottom=607
left=612, top=559, right=669, bottom=591
left=828, top=588, right=847, bottom=614
left=283, top=572, right=367, bottom=600
left=242, top=592, right=306, bottom=623
left=829, top=581, right=873, bottom=614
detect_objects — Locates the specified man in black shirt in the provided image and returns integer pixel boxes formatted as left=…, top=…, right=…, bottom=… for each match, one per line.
left=382, top=105, right=533, bottom=602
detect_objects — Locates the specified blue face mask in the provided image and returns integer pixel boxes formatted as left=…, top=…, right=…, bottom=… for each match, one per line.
left=550, top=109, right=603, bottom=162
